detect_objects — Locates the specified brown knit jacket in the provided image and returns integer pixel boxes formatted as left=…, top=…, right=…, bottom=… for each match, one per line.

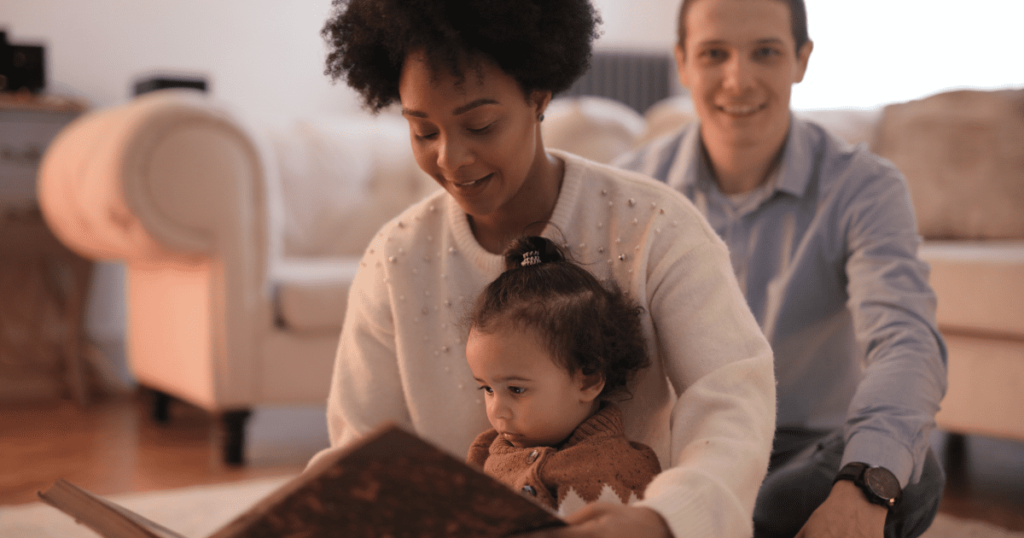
left=466, top=403, right=661, bottom=512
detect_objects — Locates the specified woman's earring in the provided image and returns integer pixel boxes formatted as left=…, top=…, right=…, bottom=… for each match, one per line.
left=538, top=113, right=545, bottom=122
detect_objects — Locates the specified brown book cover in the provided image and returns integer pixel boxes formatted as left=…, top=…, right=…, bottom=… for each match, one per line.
left=38, top=422, right=565, bottom=538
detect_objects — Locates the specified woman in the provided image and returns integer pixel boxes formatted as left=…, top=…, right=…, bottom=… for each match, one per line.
left=311, top=1, right=776, bottom=536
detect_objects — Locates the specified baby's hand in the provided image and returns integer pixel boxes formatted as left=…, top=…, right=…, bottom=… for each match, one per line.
left=520, top=502, right=672, bottom=538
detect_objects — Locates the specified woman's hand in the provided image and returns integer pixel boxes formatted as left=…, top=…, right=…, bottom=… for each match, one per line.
left=521, top=502, right=673, bottom=538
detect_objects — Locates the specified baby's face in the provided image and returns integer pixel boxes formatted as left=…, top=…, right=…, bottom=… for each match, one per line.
left=466, top=325, right=599, bottom=448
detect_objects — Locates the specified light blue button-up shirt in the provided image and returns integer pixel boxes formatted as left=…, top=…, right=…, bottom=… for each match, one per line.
left=615, top=116, right=947, bottom=487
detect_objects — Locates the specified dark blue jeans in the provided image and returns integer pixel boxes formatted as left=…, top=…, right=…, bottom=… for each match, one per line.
left=753, top=429, right=945, bottom=538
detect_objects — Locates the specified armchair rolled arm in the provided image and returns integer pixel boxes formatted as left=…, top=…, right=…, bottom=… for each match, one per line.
left=37, top=89, right=271, bottom=273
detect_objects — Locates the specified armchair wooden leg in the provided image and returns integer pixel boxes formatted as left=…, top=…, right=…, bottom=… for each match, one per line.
left=944, top=432, right=968, bottom=484
left=222, top=409, right=252, bottom=466
left=151, top=389, right=172, bottom=423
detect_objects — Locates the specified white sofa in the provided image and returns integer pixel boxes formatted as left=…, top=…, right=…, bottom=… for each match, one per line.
left=38, top=87, right=1023, bottom=466
left=37, top=89, right=438, bottom=463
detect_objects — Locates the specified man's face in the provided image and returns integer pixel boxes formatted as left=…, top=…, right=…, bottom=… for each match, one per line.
left=676, top=0, right=812, bottom=150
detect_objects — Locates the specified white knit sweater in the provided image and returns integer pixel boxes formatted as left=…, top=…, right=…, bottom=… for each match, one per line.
left=312, top=150, right=776, bottom=538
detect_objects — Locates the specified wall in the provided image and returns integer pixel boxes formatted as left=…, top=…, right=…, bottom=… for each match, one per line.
left=2, top=0, right=362, bottom=117
left=6, top=0, right=1022, bottom=119
left=592, top=0, right=1024, bottom=110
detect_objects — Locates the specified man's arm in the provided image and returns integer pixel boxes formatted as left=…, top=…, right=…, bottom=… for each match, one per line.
left=839, top=155, right=947, bottom=487
left=794, top=154, right=948, bottom=538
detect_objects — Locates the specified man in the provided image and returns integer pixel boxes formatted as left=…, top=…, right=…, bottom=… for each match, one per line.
left=614, top=0, right=948, bottom=536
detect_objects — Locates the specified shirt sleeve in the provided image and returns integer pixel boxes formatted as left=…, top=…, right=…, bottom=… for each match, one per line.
left=839, top=156, right=948, bottom=487
left=636, top=228, right=777, bottom=538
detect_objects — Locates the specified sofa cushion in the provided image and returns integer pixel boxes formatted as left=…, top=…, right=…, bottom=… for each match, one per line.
left=637, top=95, right=698, bottom=147
left=262, top=116, right=437, bottom=258
left=272, top=258, right=360, bottom=333
left=871, top=89, right=1024, bottom=240
left=795, top=108, right=881, bottom=148
left=543, top=96, right=646, bottom=164
left=919, top=240, right=1024, bottom=338
left=934, top=332, right=1024, bottom=441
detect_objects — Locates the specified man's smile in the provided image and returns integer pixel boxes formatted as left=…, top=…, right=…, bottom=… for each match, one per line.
left=717, top=102, right=767, bottom=116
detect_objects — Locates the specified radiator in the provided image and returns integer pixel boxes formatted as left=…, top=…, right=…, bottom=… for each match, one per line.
left=561, top=50, right=676, bottom=114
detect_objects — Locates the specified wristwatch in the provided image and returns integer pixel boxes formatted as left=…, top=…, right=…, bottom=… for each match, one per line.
left=834, top=462, right=902, bottom=509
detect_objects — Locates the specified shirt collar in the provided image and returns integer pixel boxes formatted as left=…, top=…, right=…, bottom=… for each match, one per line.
left=677, top=113, right=815, bottom=199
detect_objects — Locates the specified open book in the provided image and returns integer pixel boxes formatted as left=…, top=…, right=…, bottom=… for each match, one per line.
left=38, top=423, right=565, bottom=538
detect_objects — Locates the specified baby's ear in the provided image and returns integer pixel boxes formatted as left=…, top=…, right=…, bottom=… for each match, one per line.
left=577, top=371, right=605, bottom=402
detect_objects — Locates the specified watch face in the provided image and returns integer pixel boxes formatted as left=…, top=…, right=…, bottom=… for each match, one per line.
left=863, top=467, right=901, bottom=500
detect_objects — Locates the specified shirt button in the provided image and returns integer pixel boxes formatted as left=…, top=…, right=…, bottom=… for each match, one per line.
left=526, top=449, right=539, bottom=464
left=522, top=485, right=537, bottom=496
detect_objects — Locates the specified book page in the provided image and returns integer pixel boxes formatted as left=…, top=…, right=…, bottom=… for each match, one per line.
left=38, top=479, right=187, bottom=538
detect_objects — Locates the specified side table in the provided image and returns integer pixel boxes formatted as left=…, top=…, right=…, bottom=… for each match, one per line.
left=0, top=208, right=94, bottom=403
left=1, top=92, right=92, bottom=403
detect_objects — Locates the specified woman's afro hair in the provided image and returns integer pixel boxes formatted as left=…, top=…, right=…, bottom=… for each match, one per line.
left=322, top=0, right=602, bottom=112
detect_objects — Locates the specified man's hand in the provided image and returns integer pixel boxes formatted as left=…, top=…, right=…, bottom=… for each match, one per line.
left=795, top=480, right=887, bottom=538
left=521, top=502, right=673, bottom=538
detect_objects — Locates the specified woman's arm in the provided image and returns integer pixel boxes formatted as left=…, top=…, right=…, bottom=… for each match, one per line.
left=306, top=238, right=411, bottom=469
left=638, top=231, right=776, bottom=538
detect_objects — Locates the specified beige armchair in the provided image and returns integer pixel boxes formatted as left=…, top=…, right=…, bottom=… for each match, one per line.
left=37, top=89, right=437, bottom=463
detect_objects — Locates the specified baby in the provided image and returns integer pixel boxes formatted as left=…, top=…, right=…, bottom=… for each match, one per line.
left=465, top=236, right=661, bottom=515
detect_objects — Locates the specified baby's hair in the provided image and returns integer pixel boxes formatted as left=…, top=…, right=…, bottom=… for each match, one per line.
left=471, top=236, right=650, bottom=398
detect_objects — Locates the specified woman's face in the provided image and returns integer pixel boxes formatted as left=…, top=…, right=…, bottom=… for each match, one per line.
left=398, top=51, right=552, bottom=231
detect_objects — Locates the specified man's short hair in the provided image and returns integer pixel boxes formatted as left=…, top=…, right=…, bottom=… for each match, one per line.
left=676, top=0, right=809, bottom=53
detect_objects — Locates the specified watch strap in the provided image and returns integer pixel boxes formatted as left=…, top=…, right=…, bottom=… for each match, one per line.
left=834, top=461, right=868, bottom=483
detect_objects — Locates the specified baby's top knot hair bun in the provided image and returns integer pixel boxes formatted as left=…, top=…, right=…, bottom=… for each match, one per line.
left=503, top=236, right=566, bottom=271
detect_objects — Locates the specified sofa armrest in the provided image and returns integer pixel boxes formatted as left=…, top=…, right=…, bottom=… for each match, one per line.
left=37, top=89, right=270, bottom=271
left=37, top=90, right=277, bottom=407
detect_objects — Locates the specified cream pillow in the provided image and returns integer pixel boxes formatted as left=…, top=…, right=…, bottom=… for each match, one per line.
left=543, top=96, right=646, bottom=164
left=638, top=95, right=698, bottom=147
left=871, top=89, right=1024, bottom=240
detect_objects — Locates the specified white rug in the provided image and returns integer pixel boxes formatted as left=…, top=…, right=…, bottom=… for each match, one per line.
left=0, top=476, right=292, bottom=538
left=0, top=476, right=1020, bottom=538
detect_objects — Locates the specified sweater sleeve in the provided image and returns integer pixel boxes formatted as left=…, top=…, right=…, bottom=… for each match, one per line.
left=306, top=233, right=411, bottom=470
left=636, top=232, right=776, bottom=538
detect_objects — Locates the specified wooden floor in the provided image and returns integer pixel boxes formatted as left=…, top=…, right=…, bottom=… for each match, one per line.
left=0, top=391, right=306, bottom=506
left=2, top=390, right=1023, bottom=532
